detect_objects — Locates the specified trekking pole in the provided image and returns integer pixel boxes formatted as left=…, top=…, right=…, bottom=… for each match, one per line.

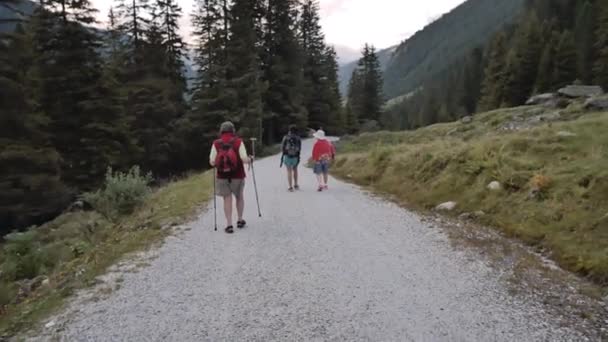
left=250, top=138, right=262, bottom=218
left=213, top=167, right=217, bottom=231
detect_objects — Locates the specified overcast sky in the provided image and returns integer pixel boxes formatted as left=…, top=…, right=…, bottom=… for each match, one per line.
left=91, top=0, right=465, bottom=50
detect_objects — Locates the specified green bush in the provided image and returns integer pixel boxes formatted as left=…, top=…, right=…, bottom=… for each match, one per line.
left=1, top=231, right=45, bottom=281
left=84, top=166, right=152, bottom=219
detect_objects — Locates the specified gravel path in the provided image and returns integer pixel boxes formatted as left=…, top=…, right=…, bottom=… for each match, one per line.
left=32, top=140, right=594, bottom=341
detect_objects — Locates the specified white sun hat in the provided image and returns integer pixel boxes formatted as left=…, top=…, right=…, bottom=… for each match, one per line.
left=313, top=130, right=326, bottom=140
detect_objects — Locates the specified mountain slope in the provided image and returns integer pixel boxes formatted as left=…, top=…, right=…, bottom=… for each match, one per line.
left=383, top=0, right=526, bottom=100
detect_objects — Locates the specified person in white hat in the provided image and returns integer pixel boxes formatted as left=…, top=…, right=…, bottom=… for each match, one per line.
left=311, top=130, right=336, bottom=192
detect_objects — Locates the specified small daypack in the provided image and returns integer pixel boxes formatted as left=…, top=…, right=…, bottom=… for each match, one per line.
left=284, top=135, right=301, bottom=157
left=214, top=138, right=239, bottom=178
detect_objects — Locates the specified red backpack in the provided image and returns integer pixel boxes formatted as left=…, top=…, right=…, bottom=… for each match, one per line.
left=214, top=138, right=239, bottom=178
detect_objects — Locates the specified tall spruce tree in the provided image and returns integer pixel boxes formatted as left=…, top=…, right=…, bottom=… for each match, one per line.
left=32, top=0, right=130, bottom=189
left=502, top=12, right=542, bottom=106
left=262, top=0, right=307, bottom=143
left=154, top=0, right=187, bottom=86
left=478, top=32, right=508, bottom=111
left=594, top=0, right=608, bottom=89
left=225, top=0, right=265, bottom=140
left=575, top=1, right=596, bottom=83
left=348, top=44, right=384, bottom=126
left=553, top=30, right=577, bottom=88
left=0, top=23, right=70, bottom=232
left=115, top=0, right=150, bottom=64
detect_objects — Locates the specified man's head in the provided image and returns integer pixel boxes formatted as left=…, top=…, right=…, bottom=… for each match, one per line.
left=288, top=125, right=297, bottom=134
left=220, top=121, right=235, bottom=134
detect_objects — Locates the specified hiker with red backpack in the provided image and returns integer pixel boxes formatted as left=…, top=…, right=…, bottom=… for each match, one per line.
left=209, top=122, right=253, bottom=234
left=280, top=125, right=302, bottom=192
left=311, top=130, right=336, bottom=192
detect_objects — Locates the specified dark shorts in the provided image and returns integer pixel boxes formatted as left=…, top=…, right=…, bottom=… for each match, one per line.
left=215, top=179, right=245, bottom=198
left=313, top=161, right=330, bottom=175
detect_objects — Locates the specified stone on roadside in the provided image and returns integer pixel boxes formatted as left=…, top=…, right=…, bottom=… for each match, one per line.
left=487, top=181, right=501, bottom=191
left=526, top=93, right=556, bottom=106
left=435, top=201, right=457, bottom=211
left=557, top=85, right=603, bottom=98
left=584, top=95, right=608, bottom=110
left=45, top=321, right=56, bottom=329
left=474, top=211, right=486, bottom=217
left=461, top=116, right=473, bottom=124
left=557, top=131, right=577, bottom=138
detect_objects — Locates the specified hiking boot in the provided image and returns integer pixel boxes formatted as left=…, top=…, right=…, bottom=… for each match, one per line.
left=323, top=185, right=329, bottom=190
left=288, top=187, right=294, bottom=192
left=237, top=220, right=247, bottom=229
left=294, top=185, right=300, bottom=190
left=317, top=186, right=323, bottom=192
left=225, top=226, right=234, bottom=234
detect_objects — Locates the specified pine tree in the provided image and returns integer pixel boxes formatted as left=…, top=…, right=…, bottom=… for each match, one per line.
left=321, top=46, right=345, bottom=134
left=594, top=0, right=608, bottom=89
left=225, top=0, right=265, bottom=140
left=262, top=0, right=307, bottom=143
left=153, top=0, right=187, bottom=86
left=115, top=0, right=150, bottom=63
left=345, top=67, right=363, bottom=132
left=298, top=0, right=328, bottom=131
left=553, top=30, right=577, bottom=88
left=358, top=44, right=384, bottom=123
left=502, top=12, right=543, bottom=106
left=32, top=0, right=131, bottom=188
left=574, top=1, right=596, bottom=83
left=0, top=23, right=70, bottom=232
left=535, top=30, right=560, bottom=93
left=478, top=32, right=508, bottom=111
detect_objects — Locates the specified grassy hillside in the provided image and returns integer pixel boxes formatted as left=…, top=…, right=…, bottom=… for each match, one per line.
left=333, top=105, right=608, bottom=285
left=383, top=0, right=525, bottom=100
left=0, top=172, right=212, bottom=337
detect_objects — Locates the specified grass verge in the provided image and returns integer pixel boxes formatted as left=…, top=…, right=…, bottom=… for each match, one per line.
left=333, top=106, right=608, bottom=286
left=0, top=172, right=212, bottom=337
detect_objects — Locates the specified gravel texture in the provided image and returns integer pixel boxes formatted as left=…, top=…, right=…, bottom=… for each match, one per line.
left=30, top=140, right=596, bottom=341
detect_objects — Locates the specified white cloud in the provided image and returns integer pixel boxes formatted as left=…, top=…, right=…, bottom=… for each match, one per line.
left=91, top=0, right=466, bottom=49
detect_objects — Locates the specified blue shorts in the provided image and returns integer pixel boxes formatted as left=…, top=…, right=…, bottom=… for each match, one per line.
left=283, top=156, right=299, bottom=168
left=313, top=161, right=330, bottom=174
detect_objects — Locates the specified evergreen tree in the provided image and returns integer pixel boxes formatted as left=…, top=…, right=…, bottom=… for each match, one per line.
left=502, top=12, right=542, bottom=106
left=574, top=1, right=596, bottom=83
left=594, top=0, right=608, bottom=89
left=32, top=0, right=130, bottom=188
left=478, top=32, right=508, bottom=111
left=298, top=0, right=329, bottom=131
left=115, top=0, right=150, bottom=62
left=0, top=23, right=70, bottom=233
left=153, top=0, right=187, bottom=86
left=553, top=30, right=577, bottom=88
left=261, top=0, right=307, bottom=143
left=345, top=66, right=363, bottom=132
left=321, top=46, right=345, bottom=134
left=225, top=0, right=265, bottom=140
left=535, top=30, right=560, bottom=92
left=360, top=44, right=384, bottom=123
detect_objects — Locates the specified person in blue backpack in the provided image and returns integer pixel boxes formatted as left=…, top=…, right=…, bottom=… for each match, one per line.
left=280, top=125, right=302, bottom=192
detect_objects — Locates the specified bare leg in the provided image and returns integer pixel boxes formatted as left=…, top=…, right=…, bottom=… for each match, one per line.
left=236, top=191, right=245, bottom=222
left=223, top=196, right=233, bottom=227
left=323, top=172, right=329, bottom=186
left=294, top=167, right=299, bottom=187
left=287, top=168, right=293, bottom=188
left=316, top=174, right=324, bottom=187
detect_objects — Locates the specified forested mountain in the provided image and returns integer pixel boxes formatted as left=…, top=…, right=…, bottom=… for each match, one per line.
left=382, top=0, right=608, bottom=130
left=0, top=0, right=343, bottom=233
left=384, top=0, right=526, bottom=100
